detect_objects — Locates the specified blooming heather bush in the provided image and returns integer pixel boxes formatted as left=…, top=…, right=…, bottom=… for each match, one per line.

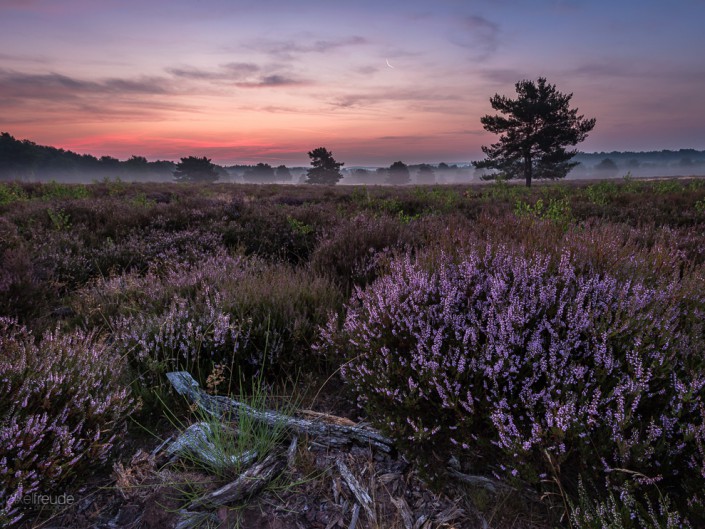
left=0, top=319, right=136, bottom=525
left=320, top=247, right=705, bottom=520
left=111, top=289, right=248, bottom=388
left=75, top=250, right=253, bottom=326
left=90, top=227, right=224, bottom=276
left=101, top=252, right=341, bottom=389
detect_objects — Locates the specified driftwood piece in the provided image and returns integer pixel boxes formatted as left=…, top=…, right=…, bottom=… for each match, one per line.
left=287, top=435, right=298, bottom=470
left=336, top=457, right=376, bottom=525
left=390, top=495, right=414, bottom=529
left=413, top=513, right=430, bottom=529
left=166, top=371, right=393, bottom=452
left=174, top=510, right=219, bottom=529
left=166, top=421, right=257, bottom=472
left=188, top=453, right=285, bottom=509
left=166, top=371, right=508, bottom=496
left=348, top=503, right=361, bottom=529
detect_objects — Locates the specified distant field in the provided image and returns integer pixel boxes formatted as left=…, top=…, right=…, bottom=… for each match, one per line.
left=2, top=177, right=705, bottom=528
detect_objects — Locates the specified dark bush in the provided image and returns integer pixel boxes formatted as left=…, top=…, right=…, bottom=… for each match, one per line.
left=310, top=213, right=415, bottom=293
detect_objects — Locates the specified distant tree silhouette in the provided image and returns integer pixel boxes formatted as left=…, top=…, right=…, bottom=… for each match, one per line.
left=0, top=132, right=175, bottom=181
left=243, top=163, right=276, bottom=183
left=0, top=132, right=38, bottom=180
left=306, top=147, right=344, bottom=185
left=387, top=161, right=410, bottom=185
left=99, top=156, right=121, bottom=170
left=173, top=156, right=219, bottom=183
left=595, top=158, right=618, bottom=172
left=595, top=158, right=618, bottom=177
left=275, top=164, right=292, bottom=181
left=126, top=155, right=149, bottom=172
left=416, top=164, right=436, bottom=184
left=473, top=77, right=596, bottom=187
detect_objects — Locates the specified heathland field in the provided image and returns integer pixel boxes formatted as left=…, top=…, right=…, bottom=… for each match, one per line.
left=2, top=177, right=705, bottom=528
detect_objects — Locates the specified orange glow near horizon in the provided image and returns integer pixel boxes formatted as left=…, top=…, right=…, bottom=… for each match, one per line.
left=1, top=1, right=704, bottom=166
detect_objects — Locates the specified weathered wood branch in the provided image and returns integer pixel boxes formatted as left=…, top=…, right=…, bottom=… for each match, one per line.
left=188, top=453, right=285, bottom=509
left=166, top=371, right=394, bottom=452
left=348, top=503, right=361, bottom=529
left=390, top=495, right=414, bottom=529
left=174, top=510, right=219, bottom=529
left=286, top=435, right=298, bottom=470
left=336, top=457, right=376, bottom=525
left=165, top=421, right=257, bottom=472
left=166, top=371, right=509, bottom=496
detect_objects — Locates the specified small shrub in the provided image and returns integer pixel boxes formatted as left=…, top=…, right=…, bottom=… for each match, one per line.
left=482, top=179, right=528, bottom=202
left=569, top=479, right=692, bottom=529
left=90, top=253, right=342, bottom=392
left=695, top=199, right=705, bottom=214
left=90, top=227, right=224, bottom=277
left=38, top=181, right=90, bottom=200
left=0, top=183, right=28, bottom=205
left=412, top=187, right=462, bottom=213
left=74, top=251, right=252, bottom=326
left=223, top=205, right=317, bottom=264
left=219, top=262, right=343, bottom=373
left=514, top=197, right=572, bottom=225
left=584, top=181, right=618, bottom=205
left=286, top=215, right=313, bottom=235
left=46, top=208, right=71, bottom=231
left=653, top=180, right=683, bottom=195
left=621, top=172, right=644, bottom=193
left=104, top=176, right=128, bottom=196
left=130, top=192, right=156, bottom=208
left=310, top=213, right=413, bottom=293
left=0, top=319, right=136, bottom=525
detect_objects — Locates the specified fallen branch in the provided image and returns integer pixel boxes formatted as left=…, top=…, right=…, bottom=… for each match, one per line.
left=166, top=421, right=257, bottom=473
left=188, top=453, right=285, bottom=509
left=174, top=510, right=219, bottom=529
left=390, top=495, right=414, bottom=529
left=286, top=435, right=298, bottom=470
left=336, top=457, right=376, bottom=525
left=348, top=503, right=361, bottom=529
left=166, top=371, right=508, bottom=496
left=166, top=371, right=393, bottom=453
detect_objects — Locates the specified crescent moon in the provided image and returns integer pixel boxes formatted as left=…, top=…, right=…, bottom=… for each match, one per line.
left=385, top=58, right=395, bottom=69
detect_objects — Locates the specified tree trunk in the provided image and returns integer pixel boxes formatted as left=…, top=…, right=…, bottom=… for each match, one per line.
left=524, top=154, right=533, bottom=187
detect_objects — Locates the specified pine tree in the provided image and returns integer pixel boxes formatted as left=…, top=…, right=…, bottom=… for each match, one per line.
left=473, top=78, right=596, bottom=187
left=173, top=156, right=219, bottom=183
left=306, top=147, right=344, bottom=185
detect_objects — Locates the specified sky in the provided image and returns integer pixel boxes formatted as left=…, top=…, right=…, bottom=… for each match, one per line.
left=1, top=0, right=704, bottom=166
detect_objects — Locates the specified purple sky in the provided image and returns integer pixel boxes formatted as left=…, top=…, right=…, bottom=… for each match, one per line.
left=1, top=0, right=703, bottom=165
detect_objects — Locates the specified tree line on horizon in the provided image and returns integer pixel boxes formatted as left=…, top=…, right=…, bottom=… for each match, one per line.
left=2, top=77, right=704, bottom=185
left=4, top=128, right=703, bottom=185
